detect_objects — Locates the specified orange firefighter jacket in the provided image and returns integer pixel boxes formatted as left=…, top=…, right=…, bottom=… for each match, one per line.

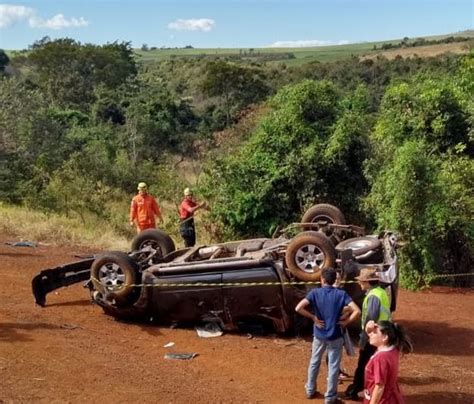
left=129, top=193, right=161, bottom=230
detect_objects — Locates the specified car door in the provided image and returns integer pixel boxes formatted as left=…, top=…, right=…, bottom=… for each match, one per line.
left=151, top=272, right=224, bottom=324
left=222, top=264, right=286, bottom=328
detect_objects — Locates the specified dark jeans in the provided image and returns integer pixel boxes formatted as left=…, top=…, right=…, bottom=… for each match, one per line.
left=347, top=339, right=377, bottom=395
left=180, top=219, right=196, bottom=247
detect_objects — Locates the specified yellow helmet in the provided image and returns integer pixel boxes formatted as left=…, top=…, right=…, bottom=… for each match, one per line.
left=184, top=187, right=193, bottom=196
left=137, top=182, right=148, bottom=190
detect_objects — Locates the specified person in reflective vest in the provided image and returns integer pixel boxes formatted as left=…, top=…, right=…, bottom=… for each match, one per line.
left=129, top=182, right=163, bottom=233
left=345, top=268, right=391, bottom=401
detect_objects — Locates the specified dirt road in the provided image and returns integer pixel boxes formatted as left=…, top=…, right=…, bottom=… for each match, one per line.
left=1, top=237, right=473, bottom=403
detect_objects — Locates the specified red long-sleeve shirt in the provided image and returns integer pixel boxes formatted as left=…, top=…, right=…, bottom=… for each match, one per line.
left=179, top=198, right=198, bottom=220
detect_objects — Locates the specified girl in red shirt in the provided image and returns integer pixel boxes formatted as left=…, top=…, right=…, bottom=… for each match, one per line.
left=364, top=320, right=413, bottom=404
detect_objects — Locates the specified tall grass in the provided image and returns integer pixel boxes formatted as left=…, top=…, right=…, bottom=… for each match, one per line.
left=0, top=203, right=129, bottom=249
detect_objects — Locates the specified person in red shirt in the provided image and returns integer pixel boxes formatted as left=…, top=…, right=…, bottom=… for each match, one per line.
left=179, top=187, right=206, bottom=247
left=363, top=320, right=413, bottom=404
left=129, top=182, right=163, bottom=232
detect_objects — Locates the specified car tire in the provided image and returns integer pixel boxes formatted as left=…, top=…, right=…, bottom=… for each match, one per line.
left=301, top=204, right=346, bottom=243
left=301, top=203, right=346, bottom=227
left=336, top=237, right=382, bottom=258
left=131, top=229, right=176, bottom=262
left=91, top=252, right=139, bottom=301
left=285, top=231, right=336, bottom=282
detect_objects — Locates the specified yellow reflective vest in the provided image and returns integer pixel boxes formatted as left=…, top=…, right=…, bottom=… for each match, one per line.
left=361, top=286, right=391, bottom=326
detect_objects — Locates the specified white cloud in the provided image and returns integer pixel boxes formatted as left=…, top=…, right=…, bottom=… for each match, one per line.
left=29, top=14, right=88, bottom=30
left=0, top=4, right=34, bottom=28
left=168, top=18, right=215, bottom=32
left=268, top=39, right=352, bottom=48
left=0, top=3, right=88, bottom=30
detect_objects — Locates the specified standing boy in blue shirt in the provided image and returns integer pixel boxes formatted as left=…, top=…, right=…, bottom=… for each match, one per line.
left=296, top=267, right=360, bottom=403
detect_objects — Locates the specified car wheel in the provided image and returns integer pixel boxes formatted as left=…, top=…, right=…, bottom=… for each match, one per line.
left=301, top=204, right=346, bottom=243
left=285, top=231, right=336, bottom=282
left=131, top=229, right=176, bottom=263
left=336, top=237, right=382, bottom=259
left=91, top=252, right=139, bottom=301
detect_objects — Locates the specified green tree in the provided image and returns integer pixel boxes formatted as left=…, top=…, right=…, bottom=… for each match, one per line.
left=0, top=78, right=49, bottom=202
left=26, top=38, right=137, bottom=111
left=365, top=66, right=473, bottom=287
left=123, top=82, right=199, bottom=164
left=200, top=60, right=270, bottom=126
left=201, top=80, right=372, bottom=237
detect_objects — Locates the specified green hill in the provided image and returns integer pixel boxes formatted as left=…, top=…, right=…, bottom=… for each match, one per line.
left=134, top=30, right=474, bottom=65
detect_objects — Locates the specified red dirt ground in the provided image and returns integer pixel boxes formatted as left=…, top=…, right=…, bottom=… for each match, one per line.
left=0, top=236, right=473, bottom=403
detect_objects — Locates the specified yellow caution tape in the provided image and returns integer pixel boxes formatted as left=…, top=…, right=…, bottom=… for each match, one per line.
left=91, top=276, right=323, bottom=288
left=91, top=272, right=472, bottom=289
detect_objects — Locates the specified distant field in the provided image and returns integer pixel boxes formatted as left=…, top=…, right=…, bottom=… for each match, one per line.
left=135, top=42, right=382, bottom=65
left=134, top=31, right=474, bottom=65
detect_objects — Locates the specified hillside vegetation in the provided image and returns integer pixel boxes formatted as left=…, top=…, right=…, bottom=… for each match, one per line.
left=0, top=36, right=472, bottom=288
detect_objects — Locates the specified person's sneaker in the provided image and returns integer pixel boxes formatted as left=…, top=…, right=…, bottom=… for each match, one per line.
left=325, top=398, right=345, bottom=404
left=344, top=391, right=361, bottom=401
left=306, top=391, right=323, bottom=400
left=344, top=386, right=360, bottom=401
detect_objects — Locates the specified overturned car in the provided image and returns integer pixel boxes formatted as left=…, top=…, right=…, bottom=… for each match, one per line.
left=32, top=204, right=399, bottom=333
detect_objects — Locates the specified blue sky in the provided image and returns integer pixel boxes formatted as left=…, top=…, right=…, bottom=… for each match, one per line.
left=0, top=0, right=472, bottom=50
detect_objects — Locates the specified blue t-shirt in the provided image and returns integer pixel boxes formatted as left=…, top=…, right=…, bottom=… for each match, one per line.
left=306, top=286, right=352, bottom=340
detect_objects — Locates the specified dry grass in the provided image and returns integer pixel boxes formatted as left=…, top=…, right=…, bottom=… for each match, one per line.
left=0, top=203, right=129, bottom=249
left=0, top=202, right=213, bottom=250
left=361, top=42, right=471, bottom=61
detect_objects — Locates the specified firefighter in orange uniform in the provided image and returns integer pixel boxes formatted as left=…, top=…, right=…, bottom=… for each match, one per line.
left=129, top=182, right=163, bottom=232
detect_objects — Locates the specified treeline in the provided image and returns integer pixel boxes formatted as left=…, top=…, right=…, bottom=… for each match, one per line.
left=141, top=44, right=194, bottom=51
left=377, top=35, right=473, bottom=50
left=0, top=37, right=472, bottom=287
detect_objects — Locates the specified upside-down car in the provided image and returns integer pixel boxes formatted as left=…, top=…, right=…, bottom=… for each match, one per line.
left=32, top=204, right=399, bottom=333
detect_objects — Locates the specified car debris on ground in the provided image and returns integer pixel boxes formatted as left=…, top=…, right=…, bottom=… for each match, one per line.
left=195, top=322, right=223, bottom=338
left=6, top=241, right=38, bottom=247
left=164, top=352, right=198, bottom=360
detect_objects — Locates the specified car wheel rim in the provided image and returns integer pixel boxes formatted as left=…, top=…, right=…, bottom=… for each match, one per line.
left=295, top=243, right=325, bottom=273
left=138, top=240, right=163, bottom=262
left=98, top=262, right=126, bottom=291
